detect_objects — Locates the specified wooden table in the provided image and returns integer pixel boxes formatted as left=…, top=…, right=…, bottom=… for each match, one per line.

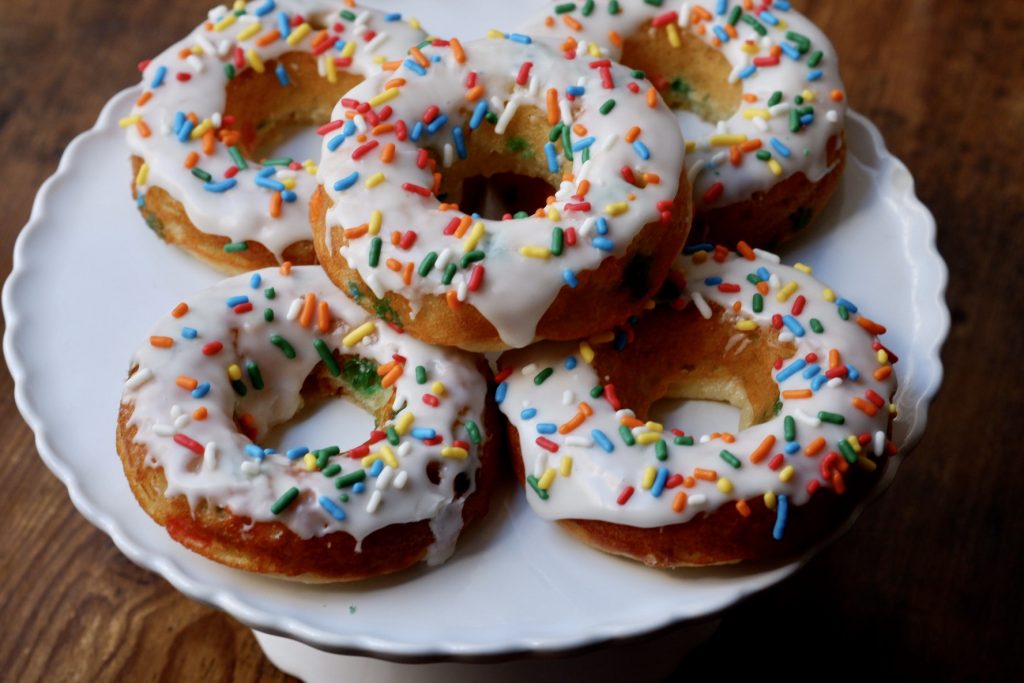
left=2, top=1, right=1021, bottom=679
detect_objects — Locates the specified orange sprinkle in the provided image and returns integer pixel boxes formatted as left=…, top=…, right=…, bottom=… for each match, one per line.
left=804, top=436, right=826, bottom=456
left=257, top=29, right=280, bottom=47
left=576, top=179, right=591, bottom=196
left=355, top=133, right=367, bottom=143
left=279, top=261, right=292, bottom=275
left=409, top=46, right=429, bottom=67
left=381, top=365, right=403, bottom=388
left=384, top=78, right=406, bottom=89
left=150, top=336, right=173, bottom=348
left=756, top=281, right=770, bottom=295
left=642, top=172, right=660, bottom=185
left=385, top=258, right=401, bottom=272
left=620, top=416, right=644, bottom=429
left=381, top=60, right=400, bottom=72
left=402, top=261, right=413, bottom=286
left=558, top=412, right=586, bottom=434
left=852, top=396, right=879, bottom=416
left=711, top=37, right=722, bottom=48
left=202, top=129, right=215, bottom=155
left=171, top=303, right=189, bottom=318
left=739, top=139, right=762, bottom=153
left=731, top=300, right=741, bottom=313
left=572, top=123, right=587, bottom=136
left=721, top=433, right=736, bottom=443
left=724, top=24, right=738, bottom=39
left=184, top=152, right=199, bottom=169
left=344, top=225, right=367, bottom=239
left=837, top=459, right=850, bottom=473
left=317, top=300, right=331, bottom=333
left=832, top=472, right=846, bottom=495
left=192, top=406, right=208, bottom=421
left=750, top=434, right=776, bottom=464
left=136, top=120, right=151, bottom=138
left=465, top=84, right=485, bottom=101
left=625, top=126, right=641, bottom=143
left=831, top=90, right=845, bottom=102
left=782, top=389, right=813, bottom=399
left=735, top=500, right=752, bottom=517
left=390, top=230, right=401, bottom=246
left=646, top=87, right=658, bottom=108
left=672, top=491, right=688, bottom=513
left=135, top=91, right=152, bottom=107
left=694, top=468, right=717, bottom=482
left=737, top=240, right=756, bottom=260
left=578, top=401, right=593, bottom=416
left=454, top=215, right=472, bottom=238
left=432, top=172, right=442, bottom=195
left=608, top=30, right=623, bottom=48
left=186, top=112, right=198, bottom=125
left=298, top=293, right=316, bottom=328
left=563, top=15, right=582, bottom=31
left=770, top=44, right=782, bottom=58
left=693, top=5, right=712, bottom=21
left=177, top=48, right=191, bottom=59
left=695, top=22, right=707, bottom=35
left=269, top=191, right=282, bottom=218
left=450, top=38, right=466, bottom=63
left=856, top=315, right=887, bottom=335
left=377, top=360, right=397, bottom=376
left=683, top=476, right=696, bottom=488
left=729, top=145, right=742, bottom=166
left=175, top=375, right=198, bottom=390
left=546, top=88, right=559, bottom=125
left=828, top=349, right=841, bottom=368
left=874, top=366, right=893, bottom=381
left=446, top=290, right=461, bottom=309
left=371, top=123, right=395, bottom=135
left=544, top=16, right=555, bottom=28
left=380, top=143, right=395, bottom=163
left=742, top=93, right=758, bottom=103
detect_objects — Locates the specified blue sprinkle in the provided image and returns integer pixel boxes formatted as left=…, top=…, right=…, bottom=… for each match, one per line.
left=384, top=12, right=401, bottom=21
left=544, top=142, right=559, bottom=173
left=807, top=69, right=823, bottom=82
left=563, top=269, right=578, bottom=288
left=835, top=297, right=859, bottom=313
left=453, top=126, right=467, bottom=159
left=772, top=494, right=789, bottom=540
left=776, top=358, right=807, bottom=382
left=495, top=382, right=508, bottom=404
left=191, top=382, right=210, bottom=399
left=275, top=63, right=290, bottom=87
left=204, top=179, right=237, bottom=193
left=632, top=140, right=651, bottom=160
left=172, top=111, right=185, bottom=135
left=426, top=114, right=449, bottom=134
left=342, top=120, right=356, bottom=136
left=759, top=10, right=779, bottom=25
left=333, top=171, right=359, bottom=191
left=571, top=136, right=596, bottom=152
left=651, top=467, right=669, bottom=498
left=846, top=364, right=861, bottom=381
left=254, top=0, right=275, bottom=17
left=411, top=427, right=437, bottom=439
left=684, top=243, right=714, bottom=255
left=536, top=423, right=557, bottom=435
left=770, top=137, right=792, bottom=157
left=737, top=64, right=757, bottom=80
left=506, top=33, right=532, bottom=44
left=775, top=1, right=792, bottom=10
left=802, top=364, right=821, bottom=379
left=780, top=42, right=801, bottom=60
left=181, top=327, right=197, bottom=339
left=226, top=295, right=249, bottom=308
left=784, top=442, right=801, bottom=455
left=249, top=273, right=261, bottom=289
left=369, top=459, right=384, bottom=477
left=327, top=134, right=347, bottom=152
left=258, top=167, right=277, bottom=178
left=782, top=315, right=806, bottom=337
left=403, top=58, right=427, bottom=76
left=177, top=119, right=195, bottom=142
left=704, top=276, right=723, bottom=286
left=277, top=11, right=291, bottom=39
left=245, top=444, right=265, bottom=459
left=591, top=429, right=614, bottom=453
left=469, top=101, right=488, bottom=129
left=811, top=374, right=828, bottom=391
left=334, top=39, right=347, bottom=52
left=592, top=237, right=614, bottom=251
left=263, top=448, right=275, bottom=457
left=596, top=216, right=609, bottom=235
left=566, top=85, right=585, bottom=96
left=613, top=330, right=628, bottom=351
left=150, top=65, right=167, bottom=89
left=352, top=481, right=366, bottom=494
left=800, top=113, right=815, bottom=125
left=281, top=190, right=297, bottom=202
left=756, top=266, right=772, bottom=281
left=286, top=447, right=309, bottom=460
left=319, top=496, right=346, bottom=521
left=715, top=0, right=728, bottom=14
left=712, top=26, right=729, bottom=43
left=520, top=408, right=537, bottom=420
left=256, top=176, right=286, bottom=191
left=565, top=356, right=577, bottom=370
left=410, top=121, right=424, bottom=141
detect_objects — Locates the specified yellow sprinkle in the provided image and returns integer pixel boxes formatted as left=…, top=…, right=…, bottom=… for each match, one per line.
left=190, top=119, right=213, bottom=139
left=846, top=435, right=862, bottom=453
left=636, top=432, right=661, bottom=445
left=213, top=14, right=237, bottom=32
left=889, top=403, right=898, bottom=415
left=794, top=262, right=813, bottom=274
left=227, top=364, right=242, bottom=381
left=394, top=412, right=414, bottom=435
left=779, top=465, right=795, bottom=483
left=303, top=453, right=318, bottom=471
left=645, top=421, right=663, bottom=432
left=463, top=222, right=485, bottom=252
left=709, top=134, right=748, bottom=146
left=369, top=210, right=382, bottom=235
left=736, top=320, right=758, bottom=331
left=324, top=55, right=337, bottom=84
left=546, top=206, right=561, bottom=221
left=823, top=288, right=836, bottom=302
left=519, top=245, right=551, bottom=259
left=342, top=321, right=376, bottom=347
left=135, top=162, right=150, bottom=187
left=361, top=453, right=380, bottom=468
left=767, top=159, right=783, bottom=177
left=118, top=114, right=141, bottom=128
left=742, top=108, right=771, bottom=120
left=641, top=466, right=657, bottom=490
left=741, top=42, right=759, bottom=54
left=538, top=468, right=557, bottom=490
left=605, top=202, right=629, bottom=216
left=876, top=349, right=889, bottom=364
left=665, top=22, right=681, bottom=47
left=369, top=87, right=400, bottom=107
left=236, top=23, right=261, bottom=41
left=408, top=17, right=421, bottom=30
left=560, top=456, right=573, bottom=477
left=776, top=281, right=799, bottom=302
left=282, top=177, right=297, bottom=190
left=431, top=381, right=446, bottom=396
left=190, top=45, right=204, bottom=56
left=379, top=444, right=398, bottom=468
left=587, top=42, right=600, bottom=57
left=579, top=341, right=595, bottom=364
left=286, top=22, right=311, bottom=46
left=441, top=446, right=468, bottom=459
left=693, top=250, right=708, bottom=264
left=685, top=140, right=697, bottom=153
left=232, top=0, right=244, bottom=9
left=246, top=48, right=265, bottom=73
left=857, top=455, right=878, bottom=472
left=764, top=491, right=777, bottom=510
left=305, top=163, right=318, bottom=175
left=717, top=478, right=734, bottom=494
left=341, top=40, right=356, bottom=59
left=801, top=88, right=816, bottom=102
left=486, top=29, right=504, bottom=39
left=365, top=172, right=385, bottom=188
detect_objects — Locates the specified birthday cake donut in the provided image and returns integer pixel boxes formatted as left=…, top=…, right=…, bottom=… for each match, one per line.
left=310, top=33, right=691, bottom=351
left=496, top=246, right=897, bottom=566
left=124, top=0, right=428, bottom=273
left=522, top=0, right=847, bottom=248
left=116, top=265, right=499, bottom=581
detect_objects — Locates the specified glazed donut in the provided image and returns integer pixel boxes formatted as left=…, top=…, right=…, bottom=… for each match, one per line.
left=124, top=1, right=428, bottom=273
left=521, top=0, right=847, bottom=248
left=116, top=265, right=498, bottom=581
left=310, top=34, right=691, bottom=351
left=497, top=246, right=897, bottom=566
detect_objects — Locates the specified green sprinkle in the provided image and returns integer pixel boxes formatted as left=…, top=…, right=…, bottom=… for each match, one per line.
left=322, top=463, right=341, bottom=478
left=619, top=424, right=636, bottom=446
left=262, top=157, right=292, bottom=166
left=794, top=95, right=805, bottom=105
left=581, top=0, right=595, bottom=15
left=534, top=367, right=554, bottom=385
left=270, top=335, right=296, bottom=358
left=789, top=108, right=801, bottom=132
left=727, top=5, right=742, bottom=25
left=674, top=435, right=694, bottom=446
left=753, top=293, right=764, bottom=313
left=590, top=384, right=604, bottom=398
left=461, top=250, right=485, bottom=268
left=555, top=3, right=576, bottom=14
left=747, top=274, right=762, bottom=285
left=562, top=124, right=573, bottom=161
left=742, top=14, right=767, bottom=36
left=838, top=305, right=850, bottom=321
left=386, top=426, right=400, bottom=446
left=339, top=9, right=357, bottom=21
left=264, top=308, right=274, bottom=322
left=599, top=99, right=616, bottom=115
left=224, top=242, right=248, bottom=253
left=785, top=31, right=810, bottom=52
left=418, top=251, right=438, bottom=277
left=415, top=365, right=427, bottom=384
left=313, top=338, right=341, bottom=377
left=630, top=69, right=646, bottom=79
left=514, top=210, right=529, bottom=219
left=246, top=361, right=264, bottom=390
left=485, top=111, right=498, bottom=124
left=228, top=146, right=248, bottom=170
left=838, top=439, right=858, bottom=464
left=339, top=493, right=349, bottom=502
left=264, top=287, right=275, bottom=299
left=582, top=147, right=590, bottom=164
left=608, top=0, right=620, bottom=14
left=767, top=90, right=783, bottom=107
left=527, top=474, right=549, bottom=500
left=441, top=262, right=457, bottom=285
left=808, top=50, right=823, bottom=67
left=191, top=167, right=212, bottom=182
left=224, top=64, right=235, bottom=80
left=756, top=150, right=772, bottom=161
left=810, top=318, right=824, bottom=333
left=342, top=357, right=381, bottom=394
left=719, top=450, right=742, bottom=469
left=368, top=236, right=382, bottom=267
left=271, top=487, right=299, bottom=515
left=784, top=415, right=796, bottom=441
left=336, top=470, right=366, bottom=488
left=315, top=449, right=331, bottom=469
left=655, top=439, right=668, bottom=461
left=466, top=420, right=482, bottom=444
left=642, top=0, right=661, bottom=6
left=230, top=379, right=247, bottom=396
left=551, top=227, right=564, bottom=256
left=818, top=411, right=846, bottom=425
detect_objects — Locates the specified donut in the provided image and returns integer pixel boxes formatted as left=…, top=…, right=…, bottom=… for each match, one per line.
left=310, top=34, right=692, bottom=351
left=124, top=1, right=428, bottom=273
left=116, top=265, right=499, bottom=581
left=496, top=246, right=898, bottom=566
left=521, top=0, right=847, bottom=248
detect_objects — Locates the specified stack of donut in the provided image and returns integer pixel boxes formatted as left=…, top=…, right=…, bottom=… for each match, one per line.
left=117, top=0, right=897, bottom=580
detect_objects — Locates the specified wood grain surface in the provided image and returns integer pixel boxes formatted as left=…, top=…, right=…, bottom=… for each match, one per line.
left=2, top=1, right=1022, bottom=680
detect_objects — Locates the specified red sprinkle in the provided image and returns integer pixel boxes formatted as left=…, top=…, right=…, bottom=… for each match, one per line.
left=233, top=302, right=253, bottom=314
left=495, top=368, right=513, bottom=383
left=825, top=366, right=848, bottom=379
left=617, top=486, right=635, bottom=505
left=422, top=104, right=439, bottom=124
left=771, top=314, right=783, bottom=329
left=604, top=383, right=622, bottom=410
left=346, top=444, right=370, bottom=459
left=398, top=230, right=417, bottom=249
left=351, top=140, right=379, bottom=160
left=402, top=182, right=432, bottom=196
left=718, top=283, right=741, bottom=293
left=767, top=453, right=785, bottom=470
left=703, top=182, right=725, bottom=204
left=174, top=433, right=204, bottom=455
left=536, top=437, right=559, bottom=453
left=651, top=11, right=678, bottom=27
left=468, top=265, right=485, bottom=292
left=791, top=295, right=806, bottom=315
left=422, top=394, right=440, bottom=407
left=516, top=61, right=533, bottom=86
left=201, top=341, right=223, bottom=356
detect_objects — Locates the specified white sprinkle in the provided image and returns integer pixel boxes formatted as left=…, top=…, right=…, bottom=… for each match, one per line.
left=202, top=442, right=217, bottom=472
left=397, top=441, right=412, bottom=457
left=376, top=466, right=395, bottom=490
left=689, top=494, right=707, bottom=506
left=533, top=454, right=548, bottom=477
left=778, top=331, right=795, bottom=343
left=565, top=435, right=593, bottom=448
left=562, top=390, right=575, bottom=406
left=495, top=96, right=521, bottom=134
left=125, top=367, right=153, bottom=390
left=678, top=3, right=691, bottom=26
left=794, top=409, right=822, bottom=427
left=752, top=116, right=768, bottom=132
left=716, top=120, right=729, bottom=134
left=170, top=404, right=184, bottom=419
left=559, top=99, right=572, bottom=126
left=353, top=114, right=368, bottom=134
left=354, top=10, right=370, bottom=27
left=286, top=297, right=303, bottom=320
left=489, top=95, right=504, bottom=113
left=443, top=143, right=454, bottom=168
left=208, top=5, right=227, bottom=21
left=187, top=54, right=204, bottom=73
left=615, top=408, right=636, bottom=420
left=195, top=35, right=216, bottom=57
left=240, top=460, right=260, bottom=477
left=579, top=217, right=597, bottom=237
left=768, top=273, right=782, bottom=289
left=174, top=414, right=191, bottom=430
left=692, top=291, right=712, bottom=319
left=366, top=490, right=381, bottom=513
left=699, top=434, right=712, bottom=444
left=711, top=150, right=728, bottom=167
left=317, top=55, right=327, bottom=77
left=527, top=75, right=539, bottom=97
left=364, top=31, right=388, bottom=52
left=599, top=132, right=619, bottom=151
left=687, top=158, right=706, bottom=184
left=456, top=280, right=468, bottom=302
left=753, top=248, right=781, bottom=262
left=435, top=247, right=452, bottom=270
left=874, top=430, right=886, bottom=456
left=211, top=112, right=222, bottom=128
left=826, top=109, right=840, bottom=123
left=393, top=470, right=408, bottom=489
left=827, top=377, right=844, bottom=388
left=577, top=159, right=594, bottom=182
left=521, top=363, right=538, bottom=376
left=153, top=424, right=174, bottom=437
left=768, top=102, right=791, bottom=117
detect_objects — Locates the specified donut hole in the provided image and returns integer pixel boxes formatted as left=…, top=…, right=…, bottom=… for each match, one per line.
left=457, top=173, right=559, bottom=220
left=648, top=395, right=743, bottom=436
left=621, top=23, right=741, bottom=122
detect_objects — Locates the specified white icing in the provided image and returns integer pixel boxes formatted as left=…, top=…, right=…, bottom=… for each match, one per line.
left=520, top=0, right=847, bottom=208
left=317, top=35, right=685, bottom=348
left=122, top=266, right=489, bottom=555
left=498, top=252, right=897, bottom=529
left=125, top=1, right=427, bottom=259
